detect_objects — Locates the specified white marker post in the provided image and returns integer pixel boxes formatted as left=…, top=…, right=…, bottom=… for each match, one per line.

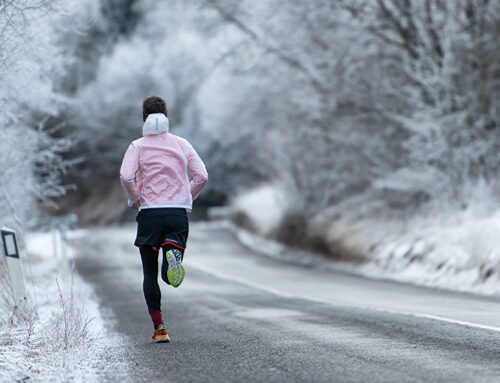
left=59, top=227, right=70, bottom=279
left=1, top=227, right=29, bottom=311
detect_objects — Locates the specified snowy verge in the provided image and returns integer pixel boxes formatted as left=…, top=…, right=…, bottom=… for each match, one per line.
left=220, top=186, right=500, bottom=296
left=223, top=184, right=288, bottom=237
left=312, top=205, right=500, bottom=295
left=200, top=218, right=500, bottom=297
left=0, top=230, right=129, bottom=382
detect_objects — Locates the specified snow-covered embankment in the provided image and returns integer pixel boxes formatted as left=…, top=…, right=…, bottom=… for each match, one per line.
left=0, top=231, right=126, bottom=382
left=223, top=184, right=500, bottom=295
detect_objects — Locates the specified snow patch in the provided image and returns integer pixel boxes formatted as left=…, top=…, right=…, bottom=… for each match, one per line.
left=219, top=191, right=500, bottom=296
left=230, top=184, right=287, bottom=236
left=312, top=203, right=500, bottom=295
left=0, top=231, right=128, bottom=382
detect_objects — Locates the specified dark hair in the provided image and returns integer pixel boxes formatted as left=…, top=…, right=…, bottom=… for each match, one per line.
left=143, top=96, right=167, bottom=121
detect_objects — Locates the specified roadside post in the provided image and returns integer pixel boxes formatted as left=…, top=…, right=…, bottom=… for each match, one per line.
left=52, top=226, right=59, bottom=260
left=1, top=227, right=29, bottom=311
left=50, top=214, right=78, bottom=280
left=59, top=225, right=70, bottom=278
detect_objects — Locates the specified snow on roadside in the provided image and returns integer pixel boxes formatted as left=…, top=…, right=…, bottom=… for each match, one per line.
left=230, top=184, right=287, bottom=236
left=225, top=186, right=500, bottom=296
left=318, top=207, right=500, bottom=295
left=0, top=230, right=129, bottom=382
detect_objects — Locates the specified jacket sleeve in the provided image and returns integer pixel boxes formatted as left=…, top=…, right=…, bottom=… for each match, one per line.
left=186, top=142, right=208, bottom=200
left=120, top=143, right=140, bottom=201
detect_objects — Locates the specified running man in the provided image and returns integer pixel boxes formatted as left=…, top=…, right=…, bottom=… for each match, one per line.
left=120, top=96, right=208, bottom=343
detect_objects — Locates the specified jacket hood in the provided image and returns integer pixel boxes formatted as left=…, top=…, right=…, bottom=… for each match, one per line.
left=143, top=113, right=169, bottom=136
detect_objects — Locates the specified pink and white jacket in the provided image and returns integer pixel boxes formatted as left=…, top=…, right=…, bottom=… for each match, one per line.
left=120, top=113, right=208, bottom=210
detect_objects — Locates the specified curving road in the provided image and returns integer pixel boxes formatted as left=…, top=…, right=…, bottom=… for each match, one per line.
left=75, top=223, right=500, bottom=383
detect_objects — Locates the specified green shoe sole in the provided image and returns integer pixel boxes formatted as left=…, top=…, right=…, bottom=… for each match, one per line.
left=166, top=249, right=185, bottom=287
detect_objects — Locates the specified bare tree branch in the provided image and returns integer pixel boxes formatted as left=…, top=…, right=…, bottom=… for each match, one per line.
left=205, top=0, right=328, bottom=95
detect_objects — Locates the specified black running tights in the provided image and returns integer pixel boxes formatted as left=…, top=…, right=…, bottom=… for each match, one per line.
left=139, top=246, right=161, bottom=312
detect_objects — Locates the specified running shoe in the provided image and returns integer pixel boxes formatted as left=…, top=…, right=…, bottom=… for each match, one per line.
left=152, top=323, right=170, bottom=343
left=164, top=248, right=185, bottom=288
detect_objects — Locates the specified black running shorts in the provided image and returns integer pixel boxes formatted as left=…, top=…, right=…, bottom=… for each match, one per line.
left=134, top=208, right=189, bottom=251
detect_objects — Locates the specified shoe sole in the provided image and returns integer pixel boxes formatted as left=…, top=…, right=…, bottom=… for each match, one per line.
left=166, top=250, right=185, bottom=287
left=153, top=336, right=171, bottom=343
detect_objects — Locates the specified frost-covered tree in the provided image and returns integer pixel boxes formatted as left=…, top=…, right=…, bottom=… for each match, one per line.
left=350, top=0, right=500, bottom=208
left=0, top=0, right=82, bottom=229
left=205, top=0, right=500, bottom=215
left=205, top=0, right=398, bottom=211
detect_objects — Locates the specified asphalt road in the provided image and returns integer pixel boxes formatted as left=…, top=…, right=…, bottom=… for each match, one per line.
left=75, top=223, right=500, bottom=383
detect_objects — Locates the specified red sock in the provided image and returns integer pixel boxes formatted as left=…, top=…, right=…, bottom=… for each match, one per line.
left=148, top=308, right=164, bottom=328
